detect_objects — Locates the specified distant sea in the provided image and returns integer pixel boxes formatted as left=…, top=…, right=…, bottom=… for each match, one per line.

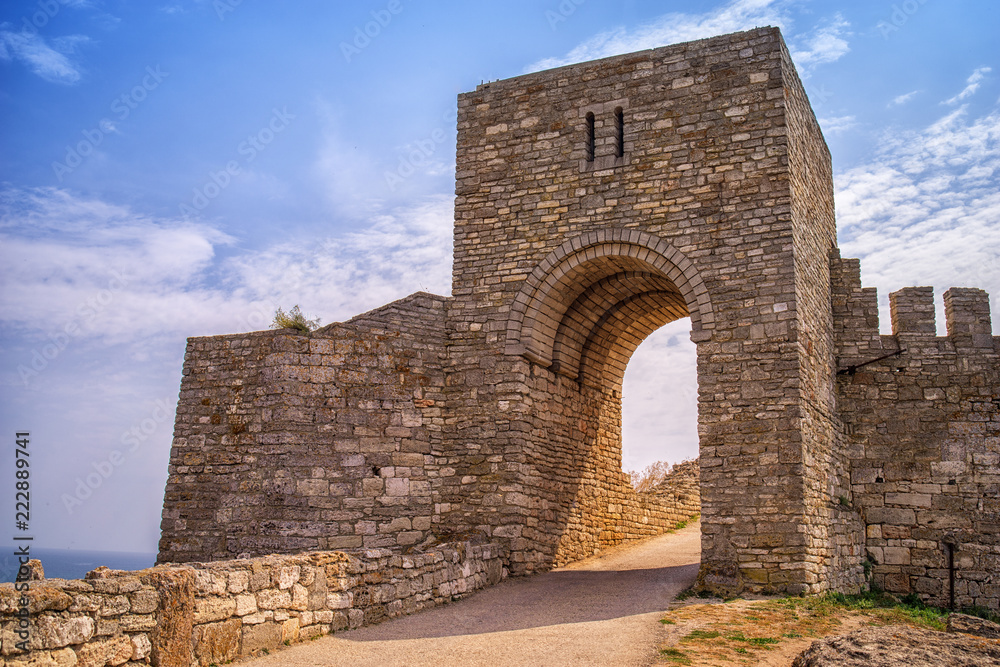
left=0, top=547, right=157, bottom=582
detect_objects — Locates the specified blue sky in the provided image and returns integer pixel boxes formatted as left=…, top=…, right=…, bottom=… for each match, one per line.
left=1, top=0, right=998, bottom=555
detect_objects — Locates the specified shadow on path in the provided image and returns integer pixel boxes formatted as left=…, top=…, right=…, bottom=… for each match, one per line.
left=243, top=521, right=702, bottom=666
left=343, top=562, right=700, bottom=641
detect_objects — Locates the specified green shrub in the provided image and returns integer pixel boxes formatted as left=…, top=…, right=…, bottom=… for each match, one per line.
left=271, top=305, right=321, bottom=333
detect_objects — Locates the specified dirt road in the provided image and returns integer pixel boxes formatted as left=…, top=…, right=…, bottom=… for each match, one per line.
left=244, top=521, right=701, bottom=666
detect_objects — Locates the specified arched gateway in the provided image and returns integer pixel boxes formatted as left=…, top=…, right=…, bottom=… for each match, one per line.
left=160, top=27, right=998, bottom=606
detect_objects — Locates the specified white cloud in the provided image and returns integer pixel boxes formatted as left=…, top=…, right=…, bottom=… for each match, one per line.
left=524, top=0, right=792, bottom=73
left=819, top=115, right=857, bottom=134
left=622, top=319, right=699, bottom=470
left=943, top=67, right=991, bottom=105
left=0, top=28, right=88, bottom=84
left=790, top=13, right=851, bottom=72
left=890, top=90, right=921, bottom=107
left=526, top=1, right=851, bottom=79
left=836, top=107, right=1000, bottom=331
left=228, top=195, right=454, bottom=322
left=0, top=187, right=453, bottom=348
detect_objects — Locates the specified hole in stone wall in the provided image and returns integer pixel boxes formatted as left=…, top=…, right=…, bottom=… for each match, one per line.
left=614, top=106, right=624, bottom=157
left=585, top=112, right=595, bottom=161
left=621, top=317, right=699, bottom=486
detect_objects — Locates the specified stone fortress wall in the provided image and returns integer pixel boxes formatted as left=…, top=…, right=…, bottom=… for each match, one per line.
left=833, top=258, right=999, bottom=609
left=154, top=26, right=997, bottom=609
left=6, top=31, right=995, bottom=667
left=4, top=23, right=997, bottom=667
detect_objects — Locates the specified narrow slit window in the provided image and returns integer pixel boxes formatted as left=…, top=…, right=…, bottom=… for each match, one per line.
left=615, top=107, right=624, bottom=158
left=585, top=112, right=595, bottom=161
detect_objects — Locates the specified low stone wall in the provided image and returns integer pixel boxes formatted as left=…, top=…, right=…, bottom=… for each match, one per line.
left=0, top=541, right=505, bottom=666
left=647, top=459, right=700, bottom=516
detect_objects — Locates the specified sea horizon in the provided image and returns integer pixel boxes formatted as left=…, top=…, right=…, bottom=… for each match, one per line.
left=1, top=547, right=158, bottom=583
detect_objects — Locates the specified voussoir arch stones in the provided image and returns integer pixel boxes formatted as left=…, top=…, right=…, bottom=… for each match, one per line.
left=505, top=228, right=715, bottom=368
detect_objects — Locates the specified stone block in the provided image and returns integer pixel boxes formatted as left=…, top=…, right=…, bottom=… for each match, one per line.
left=130, top=634, right=152, bottom=661
left=193, top=618, right=241, bottom=666
left=74, top=634, right=133, bottom=667
left=234, top=593, right=257, bottom=616
left=193, top=596, right=236, bottom=623
left=128, top=589, right=159, bottom=615
left=32, top=615, right=95, bottom=650
left=255, top=589, right=291, bottom=610
left=865, top=508, right=916, bottom=525
left=241, top=622, right=282, bottom=656
left=885, top=493, right=932, bottom=508
left=883, top=547, right=911, bottom=565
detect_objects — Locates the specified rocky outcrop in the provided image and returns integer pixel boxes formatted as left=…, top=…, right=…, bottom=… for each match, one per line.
left=792, top=625, right=1000, bottom=666
left=948, top=613, right=1000, bottom=639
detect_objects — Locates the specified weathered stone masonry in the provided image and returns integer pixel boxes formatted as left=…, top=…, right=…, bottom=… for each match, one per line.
left=834, top=262, right=1000, bottom=610
left=1, top=541, right=504, bottom=665
left=156, top=26, right=997, bottom=608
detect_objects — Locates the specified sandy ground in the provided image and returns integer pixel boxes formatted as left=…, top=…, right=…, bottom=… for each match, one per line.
left=241, top=521, right=702, bottom=667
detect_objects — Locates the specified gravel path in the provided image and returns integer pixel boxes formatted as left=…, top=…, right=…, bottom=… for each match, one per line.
left=243, top=521, right=701, bottom=667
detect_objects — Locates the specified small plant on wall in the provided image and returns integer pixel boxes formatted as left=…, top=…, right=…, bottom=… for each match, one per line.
left=628, top=460, right=673, bottom=492
left=271, top=305, right=321, bottom=334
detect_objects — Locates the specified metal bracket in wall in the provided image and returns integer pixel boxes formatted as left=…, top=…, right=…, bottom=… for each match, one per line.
left=836, top=348, right=906, bottom=376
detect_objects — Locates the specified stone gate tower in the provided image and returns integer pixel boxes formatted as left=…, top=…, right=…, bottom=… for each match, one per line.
left=160, top=26, right=998, bottom=606
left=438, top=26, right=856, bottom=593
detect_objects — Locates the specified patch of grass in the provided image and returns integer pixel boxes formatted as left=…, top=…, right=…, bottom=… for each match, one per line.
left=725, top=631, right=778, bottom=645
left=659, top=617, right=677, bottom=625
left=747, top=637, right=780, bottom=646
left=675, top=587, right=696, bottom=601
left=782, top=590, right=948, bottom=631
left=659, top=589, right=960, bottom=666
left=659, top=647, right=692, bottom=664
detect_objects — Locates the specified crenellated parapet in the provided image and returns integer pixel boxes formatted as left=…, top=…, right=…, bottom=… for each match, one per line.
left=830, top=249, right=882, bottom=363
left=833, top=254, right=999, bottom=611
left=944, top=287, right=994, bottom=348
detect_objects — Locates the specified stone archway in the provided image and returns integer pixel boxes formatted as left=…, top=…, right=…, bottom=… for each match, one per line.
left=506, top=228, right=714, bottom=380
left=499, top=230, right=711, bottom=567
